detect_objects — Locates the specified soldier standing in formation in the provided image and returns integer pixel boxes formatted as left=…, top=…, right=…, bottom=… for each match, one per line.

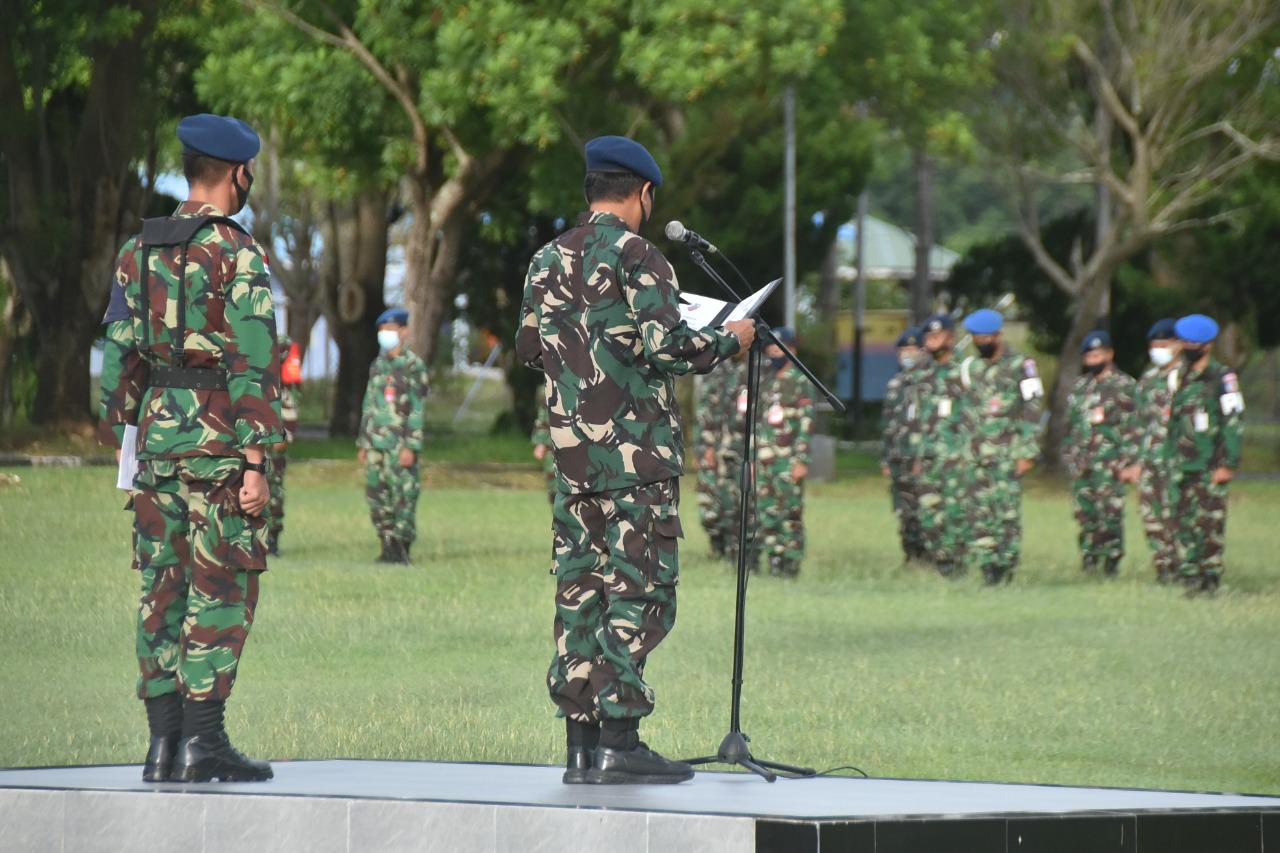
left=1062, top=331, right=1140, bottom=577
left=1165, top=314, right=1244, bottom=596
left=516, top=135, right=754, bottom=785
left=961, top=309, right=1044, bottom=585
left=531, top=407, right=556, bottom=504
left=880, top=326, right=925, bottom=564
left=265, top=334, right=301, bottom=557
left=913, top=313, right=972, bottom=577
left=695, top=352, right=749, bottom=560
left=755, top=328, right=814, bottom=577
left=357, top=308, right=429, bottom=564
left=1130, top=319, right=1181, bottom=583
left=99, top=113, right=281, bottom=783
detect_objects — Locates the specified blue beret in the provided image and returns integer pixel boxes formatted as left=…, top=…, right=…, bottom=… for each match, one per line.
left=1146, top=318, right=1178, bottom=341
left=377, top=308, right=409, bottom=327
left=1174, top=314, right=1218, bottom=344
left=177, top=114, right=260, bottom=162
left=585, top=136, right=663, bottom=187
left=768, top=327, right=796, bottom=346
left=1080, top=330, right=1112, bottom=353
left=964, top=309, right=1003, bottom=335
left=897, top=326, right=923, bottom=348
left=922, top=313, right=954, bottom=334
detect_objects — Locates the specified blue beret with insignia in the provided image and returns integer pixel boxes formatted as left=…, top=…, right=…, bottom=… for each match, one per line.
left=1080, top=330, right=1112, bottom=353
left=177, top=114, right=260, bottom=162
left=963, top=309, right=1003, bottom=335
left=585, top=136, right=663, bottom=187
left=1174, top=314, right=1218, bottom=344
left=922, top=313, right=954, bottom=333
left=897, top=326, right=923, bottom=348
left=377, top=307, right=410, bottom=327
left=1146, top=318, right=1178, bottom=341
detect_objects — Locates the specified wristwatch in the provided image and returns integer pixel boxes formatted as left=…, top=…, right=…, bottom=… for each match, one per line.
left=244, top=460, right=268, bottom=474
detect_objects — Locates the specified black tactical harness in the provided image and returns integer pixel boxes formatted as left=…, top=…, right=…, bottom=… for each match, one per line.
left=136, top=214, right=249, bottom=391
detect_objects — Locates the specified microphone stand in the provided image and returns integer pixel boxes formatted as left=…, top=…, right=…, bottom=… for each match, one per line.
left=680, top=248, right=844, bottom=782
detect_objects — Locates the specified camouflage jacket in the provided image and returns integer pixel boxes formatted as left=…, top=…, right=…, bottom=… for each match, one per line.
left=279, top=384, right=300, bottom=443
left=1062, top=367, right=1139, bottom=478
left=98, top=201, right=283, bottom=458
left=963, top=349, right=1043, bottom=465
left=358, top=349, right=429, bottom=452
left=881, top=365, right=922, bottom=465
left=1134, top=362, right=1180, bottom=465
left=910, top=354, right=973, bottom=461
left=756, top=364, right=813, bottom=468
left=698, top=356, right=748, bottom=461
left=1164, top=357, right=1243, bottom=473
left=515, top=211, right=739, bottom=494
left=531, top=409, right=551, bottom=449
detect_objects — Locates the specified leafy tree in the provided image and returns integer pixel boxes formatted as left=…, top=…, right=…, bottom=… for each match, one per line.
left=976, top=0, right=1280, bottom=459
left=0, top=0, right=206, bottom=425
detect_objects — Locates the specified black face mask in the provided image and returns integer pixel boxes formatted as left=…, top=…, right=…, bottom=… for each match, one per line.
left=976, top=342, right=999, bottom=359
left=1182, top=347, right=1206, bottom=364
left=233, top=165, right=254, bottom=214
left=769, top=355, right=788, bottom=371
left=1082, top=361, right=1105, bottom=375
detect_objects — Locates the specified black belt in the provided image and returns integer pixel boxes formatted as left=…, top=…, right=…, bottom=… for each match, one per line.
left=149, top=364, right=229, bottom=391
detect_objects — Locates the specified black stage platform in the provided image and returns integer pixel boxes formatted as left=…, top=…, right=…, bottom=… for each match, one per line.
left=2, top=759, right=1277, bottom=852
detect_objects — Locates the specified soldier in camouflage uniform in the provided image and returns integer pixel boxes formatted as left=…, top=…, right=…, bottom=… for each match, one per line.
left=532, top=407, right=557, bottom=504
left=880, top=326, right=926, bottom=564
left=265, top=335, right=300, bottom=556
left=756, top=328, right=813, bottom=577
left=960, top=309, right=1044, bottom=585
left=98, top=114, right=281, bottom=783
left=357, top=307, right=429, bottom=564
left=1062, top=331, right=1140, bottom=576
left=912, top=313, right=974, bottom=576
left=1165, top=314, right=1244, bottom=596
left=1130, top=319, right=1181, bottom=583
left=516, top=136, right=754, bottom=785
left=695, top=354, right=748, bottom=558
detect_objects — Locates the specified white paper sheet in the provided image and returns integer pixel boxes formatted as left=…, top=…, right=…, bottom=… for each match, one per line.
left=678, top=278, right=781, bottom=330
left=116, top=424, right=138, bottom=490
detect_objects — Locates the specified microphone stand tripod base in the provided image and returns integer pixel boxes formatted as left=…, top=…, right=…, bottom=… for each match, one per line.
left=686, top=731, right=816, bottom=783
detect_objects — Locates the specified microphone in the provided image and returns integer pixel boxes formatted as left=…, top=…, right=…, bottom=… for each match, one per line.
left=665, top=221, right=718, bottom=254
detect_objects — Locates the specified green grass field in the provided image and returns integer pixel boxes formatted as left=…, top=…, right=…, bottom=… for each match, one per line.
left=1, top=457, right=1277, bottom=796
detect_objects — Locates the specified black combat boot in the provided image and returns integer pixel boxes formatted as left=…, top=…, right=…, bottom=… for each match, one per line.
left=1082, top=555, right=1098, bottom=574
left=142, top=692, right=184, bottom=782
left=173, top=699, right=273, bottom=783
left=1200, top=574, right=1221, bottom=597
left=265, top=531, right=281, bottom=557
left=563, top=719, right=600, bottom=784
left=587, top=719, right=694, bottom=785
left=376, top=534, right=394, bottom=563
left=708, top=533, right=725, bottom=559
left=400, top=539, right=412, bottom=562
left=1104, top=556, right=1121, bottom=577
left=384, top=538, right=409, bottom=564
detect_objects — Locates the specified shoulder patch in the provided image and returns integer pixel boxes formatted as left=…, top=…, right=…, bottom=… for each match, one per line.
left=1022, top=358, right=1038, bottom=378
left=1222, top=372, right=1239, bottom=394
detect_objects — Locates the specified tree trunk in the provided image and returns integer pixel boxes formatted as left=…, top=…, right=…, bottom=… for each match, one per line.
left=322, top=190, right=389, bottom=436
left=911, top=149, right=935, bottom=324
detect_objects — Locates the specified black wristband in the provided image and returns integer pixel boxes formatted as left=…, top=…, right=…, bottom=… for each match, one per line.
left=244, top=460, right=267, bottom=474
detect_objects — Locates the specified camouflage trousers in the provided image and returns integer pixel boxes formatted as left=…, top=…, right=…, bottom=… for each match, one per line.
left=548, top=478, right=681, bottom=724
left=968, top=460, right=1024, bottom=576
left=695, top=462, right=720, bottom=536
left=718, top=454, right=757, bottom=564
left=757, top=457, right=804, bottom=561
left=265, top=445, right=288, bottom=536
left=1070, top=467, right=1127, bottom=559
left=917, top=456, right=967, bottom=567
left=131, top=457, right=264, bottom=702
left=887, top=459, right=925, bottom=560
left=1168, top=472, right=1228, bottom=580
left=364, top=449, right=421, bottom=543
left=1138, top=466, right=1175, bottom=576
